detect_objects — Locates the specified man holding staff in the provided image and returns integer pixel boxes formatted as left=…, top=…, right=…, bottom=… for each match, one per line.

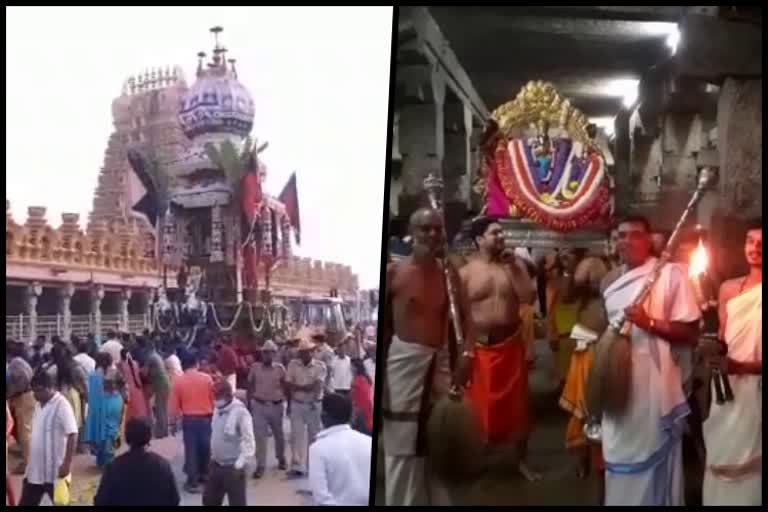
left=600, top=215, right=700, bottom=506
left=382, top=207, right=474, bottom=506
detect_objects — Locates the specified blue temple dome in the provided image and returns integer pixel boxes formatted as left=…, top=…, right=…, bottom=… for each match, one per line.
left=177, top=41, right=254, bottom=140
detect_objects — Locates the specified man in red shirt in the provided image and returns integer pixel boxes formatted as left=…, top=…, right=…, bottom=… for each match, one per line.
left=169, top=352, right=215, bottom=494
left=216, top=336, right=240, bottom=393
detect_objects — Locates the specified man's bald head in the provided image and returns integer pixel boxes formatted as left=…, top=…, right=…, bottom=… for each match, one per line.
left=409, top=207, right=441, bottom=227
left=409, top=208, right=444, bottom=257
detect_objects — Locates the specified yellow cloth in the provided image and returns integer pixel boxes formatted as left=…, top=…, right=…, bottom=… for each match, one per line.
left=9, top=391, right=36, bottom=467
left=550, top=300, right=579, bottom=380
left=559, top=346, right=595, bottom=449
left=64, top=387, right=82, bottom=429
left=553, top=301, right=579, bottom=336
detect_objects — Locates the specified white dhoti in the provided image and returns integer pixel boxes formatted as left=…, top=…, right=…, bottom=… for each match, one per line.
left=383, top=336, right=451, bottom=506
left=601, top=259, right=701, bottom=506
left=703, top=284, right=762, bottom=506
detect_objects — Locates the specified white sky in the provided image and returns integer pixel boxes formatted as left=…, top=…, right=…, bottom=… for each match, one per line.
left=6, top=6, right=392, bottom=289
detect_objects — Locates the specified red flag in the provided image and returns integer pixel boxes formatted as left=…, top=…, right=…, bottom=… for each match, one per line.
left=279, top=172, right=301, bottom=245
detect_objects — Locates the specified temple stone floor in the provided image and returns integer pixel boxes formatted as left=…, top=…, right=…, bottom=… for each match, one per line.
left=375, top=338, right=705, bottom=506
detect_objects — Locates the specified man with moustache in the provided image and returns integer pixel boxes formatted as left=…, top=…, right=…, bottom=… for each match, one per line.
left=600, top=215, right=701, bottom=505
left=382, top=207, right=474, bottom=506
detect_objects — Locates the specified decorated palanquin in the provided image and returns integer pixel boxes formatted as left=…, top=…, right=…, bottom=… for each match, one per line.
left=476, top=81, right=613, bottom=232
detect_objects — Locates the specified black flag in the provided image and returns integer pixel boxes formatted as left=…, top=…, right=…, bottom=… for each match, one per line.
left=126, top=149, right=160, bottom=232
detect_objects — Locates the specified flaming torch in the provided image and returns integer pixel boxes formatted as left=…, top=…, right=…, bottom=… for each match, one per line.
left=689, top=237, right=712, bottom=309
left=689, top=234, right=734, bottom=404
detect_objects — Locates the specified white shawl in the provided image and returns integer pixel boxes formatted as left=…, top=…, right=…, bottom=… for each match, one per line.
left=703, top=283, right=762, bottom=480
left=601, top=258, right=701, bottom=469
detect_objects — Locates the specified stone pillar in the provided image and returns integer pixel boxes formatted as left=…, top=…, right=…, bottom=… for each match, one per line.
left=710, top=78, right=762, bottom=280
left=613, top=110, right=632, bottom=217
left=143, top=289, right=154, bottom=330
left=59, top=283, right=75, bottom=342
left=91, top=285, right=104, bottom=340
left=398, top=68, right=446, bottom=219
left=636, top=113, right=705, bottom=231
left=716, top=78, right=762, bottom=219
left=25, top=282, right=42, bottom=344
left=442, top=98, right=473, bottom=240
left=119, top=288, right=132, bottom=333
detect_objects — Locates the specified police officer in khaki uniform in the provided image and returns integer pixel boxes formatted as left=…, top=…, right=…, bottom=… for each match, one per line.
left=285, top=338, right=327, bottom=477
left=247, top=340, right=287, bottom=479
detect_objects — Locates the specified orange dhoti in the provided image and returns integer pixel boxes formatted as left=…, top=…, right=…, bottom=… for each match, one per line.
left=467, top=335, right=529, bottom=444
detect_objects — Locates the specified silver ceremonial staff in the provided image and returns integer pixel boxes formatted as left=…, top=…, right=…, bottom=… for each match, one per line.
left=423, top=174, right=484, bottom=482
left=584, top=167, right=719, bottom=442
left=424, top=174, right=466, bottom=398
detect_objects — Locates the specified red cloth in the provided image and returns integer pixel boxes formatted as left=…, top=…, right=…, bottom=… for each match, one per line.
left=119, top=359, right=149, bottom=421
left=351, top=375, right=374, bottom=431
left=467, top=336, right=530, bottom=444
left=216, top=345, right=239, bottom=377
left=278, top=172, right=301, bottom=244
left=591, top=444, right=605, bottom=472
left=240, top=168, right=262, bottom=289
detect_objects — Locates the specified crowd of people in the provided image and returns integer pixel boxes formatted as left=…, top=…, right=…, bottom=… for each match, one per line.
left=6, top=322, right=378, bottom=506
left=383, top=209, right=762, bottom=507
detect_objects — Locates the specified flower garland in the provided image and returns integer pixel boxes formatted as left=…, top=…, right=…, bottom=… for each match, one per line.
left=493, top=139, right=611, bottom=232
left=152, top=300, right=289, bottom=335
left=208, top=302, right=244, bottom=332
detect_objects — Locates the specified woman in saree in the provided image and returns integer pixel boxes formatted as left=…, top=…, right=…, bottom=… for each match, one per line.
left=84, top=353, right=126, bottom=469
left=118, top=349, right=149, bottom=422
left=350, top=359, right=374, bottom=436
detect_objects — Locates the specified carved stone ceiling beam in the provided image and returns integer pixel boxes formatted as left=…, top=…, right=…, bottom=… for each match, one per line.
left=675, top=14, right=762, bottom=80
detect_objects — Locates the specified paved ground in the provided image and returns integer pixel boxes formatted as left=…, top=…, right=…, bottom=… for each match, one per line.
left=8, top=421, right=311, bottom=506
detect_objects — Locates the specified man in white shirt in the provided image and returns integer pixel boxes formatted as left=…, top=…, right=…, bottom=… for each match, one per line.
left=19, top=371, right=78, bottom=506
left=100, top=331, right=124, bottom=369
left=363, top=340, right=376, bottom=387
left=330, top=345, right=353, bottom=397
left=309, top=393, right=371, bottom=506
left=203, top=380, right=256, bottom=506
left=73, top=339, right=96, bottom=375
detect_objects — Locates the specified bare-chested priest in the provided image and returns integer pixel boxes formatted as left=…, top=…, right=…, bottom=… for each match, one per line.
left=382, top=208, right=474, bottom=506
left=702, top=218, right=762, bottom=506
left=460, top=217, right=540, bottom=481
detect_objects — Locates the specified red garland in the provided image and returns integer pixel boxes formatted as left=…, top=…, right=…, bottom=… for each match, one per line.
left=493, top=140, right=611, bottom=232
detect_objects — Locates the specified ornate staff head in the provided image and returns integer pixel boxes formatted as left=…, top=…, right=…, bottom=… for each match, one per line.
left=697, top=167, right=719, bottom=191
left=423, top=173, right=444, bottom=212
